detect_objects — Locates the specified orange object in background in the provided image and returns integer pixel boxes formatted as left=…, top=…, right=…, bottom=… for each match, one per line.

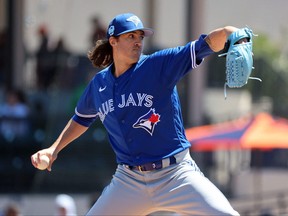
left=186, top=113, right=288, bottom=151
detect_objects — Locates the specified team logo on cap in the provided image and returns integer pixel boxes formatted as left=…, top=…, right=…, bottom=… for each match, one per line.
left=126, top=15, right=141, bottom=27
left=108, top=25, right=115, bottom=36
left=133, top=108, right=160, bottom=136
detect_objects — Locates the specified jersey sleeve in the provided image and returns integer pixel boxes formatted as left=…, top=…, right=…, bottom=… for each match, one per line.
left=149, top=34, right=213, bottom=88
left=72, top=114, right=96, bottom=127
left=72, top=79, right=98, bottom=127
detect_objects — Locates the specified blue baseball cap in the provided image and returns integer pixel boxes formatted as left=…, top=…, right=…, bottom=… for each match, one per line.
left=106, top=13, right=154, bottom=39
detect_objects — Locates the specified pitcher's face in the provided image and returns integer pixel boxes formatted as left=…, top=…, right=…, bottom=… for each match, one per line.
left=111, top=30, right=145, bottom=64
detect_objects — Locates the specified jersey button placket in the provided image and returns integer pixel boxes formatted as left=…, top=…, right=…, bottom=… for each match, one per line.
left=114, top=82, right=119, bottom=95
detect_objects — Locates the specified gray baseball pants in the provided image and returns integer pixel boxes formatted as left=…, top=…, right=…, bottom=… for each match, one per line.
left=86, top=149, right=239, bottom=216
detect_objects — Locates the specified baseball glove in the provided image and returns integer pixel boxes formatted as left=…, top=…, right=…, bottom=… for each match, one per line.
left=218, top=27, right=262, bottom=98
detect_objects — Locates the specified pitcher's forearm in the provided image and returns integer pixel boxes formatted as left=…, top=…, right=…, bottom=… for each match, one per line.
left=51, top=119, right=88, bottom=154
left=205, top=26, right=239, bottom=52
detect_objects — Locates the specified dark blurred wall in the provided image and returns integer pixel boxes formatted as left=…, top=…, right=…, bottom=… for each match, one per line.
left=0, top=0, right=8, bottom=88
left=7, top=0, right=25, bottom=90
left=0, top=0, right=25, bottom=90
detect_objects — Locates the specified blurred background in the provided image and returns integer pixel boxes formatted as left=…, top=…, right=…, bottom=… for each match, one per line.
left=0, top=0, right=288, bottom=215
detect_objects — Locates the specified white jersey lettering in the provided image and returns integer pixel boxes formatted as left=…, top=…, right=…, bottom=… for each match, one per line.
left=126, top=93, right=137, bottom=107
left=118, top=93, right=153, bottom=108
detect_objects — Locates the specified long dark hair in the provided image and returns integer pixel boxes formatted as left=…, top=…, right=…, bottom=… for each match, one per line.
left=87, top=39, right=113, bottom=68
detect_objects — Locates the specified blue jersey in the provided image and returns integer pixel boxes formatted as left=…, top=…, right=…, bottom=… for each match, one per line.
left=73, top=34, right=213, bottom=166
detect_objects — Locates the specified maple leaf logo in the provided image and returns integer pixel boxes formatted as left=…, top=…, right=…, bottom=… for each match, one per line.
left=149, top=113, right=160, bottom=124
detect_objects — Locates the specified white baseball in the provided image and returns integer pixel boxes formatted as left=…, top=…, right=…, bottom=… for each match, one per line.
left=37, top=155, right=50, bottom=170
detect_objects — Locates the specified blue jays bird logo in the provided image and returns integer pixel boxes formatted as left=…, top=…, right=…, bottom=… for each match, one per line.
left=133, top=108, right=160, bottom=136
left=126, top=15, right=141, bottom=27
